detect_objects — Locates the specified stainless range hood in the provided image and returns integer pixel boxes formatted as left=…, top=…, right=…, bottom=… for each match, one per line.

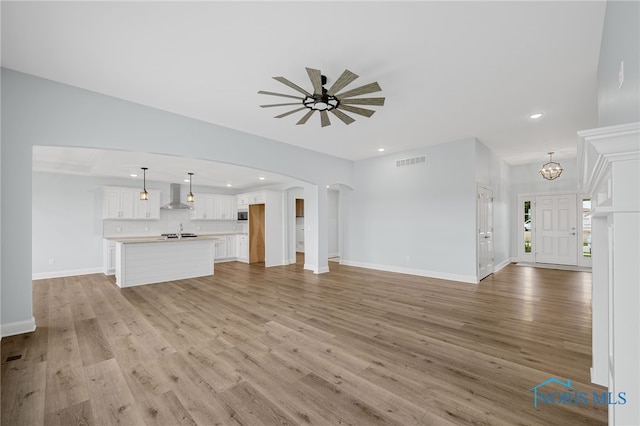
left=161, top=183, right=193, bottom=210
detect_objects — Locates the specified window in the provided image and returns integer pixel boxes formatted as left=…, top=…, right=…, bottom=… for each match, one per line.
left=582, top=199, right=592, bottom=258
left=524, top=200, right=532, bottom=253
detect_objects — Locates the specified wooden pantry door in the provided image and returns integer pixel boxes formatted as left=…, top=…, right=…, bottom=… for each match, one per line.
left=249, top=204, right=265, bottom=264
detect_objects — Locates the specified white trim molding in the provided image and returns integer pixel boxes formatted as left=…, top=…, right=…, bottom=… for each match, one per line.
left=2, top=317, right=36, bottom=338
left=579, top=122, right=640, bottom=426
left=340, top=259, right=478, bottom=284
left=32, top=267, right=103, bottom=281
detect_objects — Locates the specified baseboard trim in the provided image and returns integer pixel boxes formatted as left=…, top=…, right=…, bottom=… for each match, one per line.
left=339, top=260, right=478, bottom=284
left=494, top=258, right=514, bottom=273
left=32, top=267, right=103, bottom=280
left=2, top=317, right=36, bottom=338
left=315, top=266, right=330, bottom=274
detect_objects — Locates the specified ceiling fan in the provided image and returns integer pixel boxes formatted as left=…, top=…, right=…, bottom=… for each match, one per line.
left=258, top=67, right=385, bottom=127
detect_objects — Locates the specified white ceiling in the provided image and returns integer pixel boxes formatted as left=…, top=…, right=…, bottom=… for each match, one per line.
left=3, top=1, right=606, bottom=182
left=32, top=146, right=301, bottom=190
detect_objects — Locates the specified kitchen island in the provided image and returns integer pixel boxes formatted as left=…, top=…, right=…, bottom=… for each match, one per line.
left=112, top=235, right=218, bottom=288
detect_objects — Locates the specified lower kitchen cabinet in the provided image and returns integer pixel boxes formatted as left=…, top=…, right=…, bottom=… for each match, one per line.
left=103, top=239, right=116, bottom=275
left=213, top=235, right=243, bottom=262
left=214, top=238, right=228, bottom=260
left=237, top=235, right=248, bottom=262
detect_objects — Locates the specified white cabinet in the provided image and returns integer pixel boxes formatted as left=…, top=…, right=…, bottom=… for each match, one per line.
left=226, top=235, right=236, bottom=258
left=103, top=186, right=160, bottom=220
left=191, top=194, right=236, bottom=220
left=191, top=194, right=216, bottom=220
left=237, top=191, right=266, bottom=207
left=214, top=235, right=239, bottom=261
left=103, top=239, right=116, bottom=275
left=135, top=190, right=161, bottom=219
left=214, top=196, right=236, bottom=220
left=103, top=187, right=136, bottom=219
left=214, top=238, right=228, bottom=260
left=237, top=235, right=248, bottom=262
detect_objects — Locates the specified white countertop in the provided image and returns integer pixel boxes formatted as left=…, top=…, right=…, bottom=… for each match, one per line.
left=104, top=232, right=248, bottom=244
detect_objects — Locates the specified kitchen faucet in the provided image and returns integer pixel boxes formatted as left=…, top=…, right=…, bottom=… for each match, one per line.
left=178, top=223, right=183, bottom=239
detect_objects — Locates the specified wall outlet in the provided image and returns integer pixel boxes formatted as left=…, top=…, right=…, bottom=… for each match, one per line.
left=144, top=226, right=149, bottom=232
left=48, top=258, right=55, bottom=265
left=116, top=226, right=122, bottom=233
left=196, top=226, right=201, bottom=231
left=406, top=255, right=411, bottom=262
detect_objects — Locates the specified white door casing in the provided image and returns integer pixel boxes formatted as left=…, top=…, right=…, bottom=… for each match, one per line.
left=535, top=194, right=578, bottom=265
left=478, top=187, right=494, bottom=281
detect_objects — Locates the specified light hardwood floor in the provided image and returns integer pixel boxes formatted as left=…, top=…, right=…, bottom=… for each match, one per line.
left=2, top=260, right=607, bottom=425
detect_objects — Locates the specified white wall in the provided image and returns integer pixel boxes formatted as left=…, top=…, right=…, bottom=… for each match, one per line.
left=341, top=138, right=478, bottom=283
left=597, top=0, right=640, bottom=127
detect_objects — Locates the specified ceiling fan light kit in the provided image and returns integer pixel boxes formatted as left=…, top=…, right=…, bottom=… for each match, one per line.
left=259, top=67, right=385, bottom=127
left=539, top=151, right=564, bottom=180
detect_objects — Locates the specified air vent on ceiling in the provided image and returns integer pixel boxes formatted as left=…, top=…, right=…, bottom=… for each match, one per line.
left=395, top=156, right=426, bottom=167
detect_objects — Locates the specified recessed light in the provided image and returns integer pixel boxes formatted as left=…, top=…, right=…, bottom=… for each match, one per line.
left=184, top=179, right=190, bottom=182
left=377, top=148, right=385, bottom=152
left=258, top=176, right=266, bottom=180
left=130, top=173, right=138, bottom=177
left=529, top=112, right=544, bottom=119
left=226, top=184, right=232, bottom=187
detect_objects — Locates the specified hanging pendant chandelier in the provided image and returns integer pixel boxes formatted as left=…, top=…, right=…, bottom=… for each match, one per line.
left=186, top=172, right=195, bottom=202
left=140, top=167, right=149, bottom=200
left=539, top=152, right=564, bottom=180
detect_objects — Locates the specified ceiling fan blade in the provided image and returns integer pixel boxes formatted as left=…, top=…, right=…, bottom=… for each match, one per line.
left=337, top=104, right=376, bottom=118
left=296, top=110, right=315, bottom=125
left=274, top=107, right=307, bottom=119
left=306, top=68, right=323, bottom=95
left=260, top=102, right=303, bottom=108
left=327, top=69, right=359, bottom=96
left=258, top=90, right=304, bottom=100
left=336, top=82, right=382, bottom=99
left=273, top=76, right=311, bottom=96
left=320, top=110, right=331, bottom=127
left=330, top=108, right=355, bottom=125
left=340, top=97, right=385, bottom=106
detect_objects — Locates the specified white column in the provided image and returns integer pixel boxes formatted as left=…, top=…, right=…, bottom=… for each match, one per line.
left=303, top=183, right=329, bottom=274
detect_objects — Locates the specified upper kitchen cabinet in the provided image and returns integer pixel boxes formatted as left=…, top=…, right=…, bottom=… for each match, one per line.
left=191, top=193, right=215, bottom=220
left=135, top=190, right=161, bottom=219
left=103, top=186, right=161, bottom=220
left=214, top=196, right=236, bottom=220
left=237, top=191, right=266, bottom=207
left=191, top=194, right=236, bottom=220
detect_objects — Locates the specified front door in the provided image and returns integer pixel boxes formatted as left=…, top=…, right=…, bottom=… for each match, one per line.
left=478, top=187, right=494, bottom=280
left=535, top=194, right=578, bottom=265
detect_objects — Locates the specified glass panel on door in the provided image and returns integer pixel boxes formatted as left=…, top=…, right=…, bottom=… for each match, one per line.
left=582, top=199, right=592, bottom=258
left=524, top=200, right=532, bottom=253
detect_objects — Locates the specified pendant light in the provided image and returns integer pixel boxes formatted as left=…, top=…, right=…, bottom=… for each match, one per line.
left=539, top=152, right=564, bottom=180
left=186, top=172, right=195, bottom=202
left=140, top=167, right=149, bottom=200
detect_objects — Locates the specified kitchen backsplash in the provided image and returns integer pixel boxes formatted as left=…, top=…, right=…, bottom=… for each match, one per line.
left=103, top=208, right=247, bottom=237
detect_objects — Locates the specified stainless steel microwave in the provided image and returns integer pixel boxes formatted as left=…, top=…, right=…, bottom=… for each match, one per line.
left=237, top=211, right=248, bottom=221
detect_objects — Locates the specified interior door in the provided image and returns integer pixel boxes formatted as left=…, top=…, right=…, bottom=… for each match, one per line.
left=535, top=194, right=578, bottom=265
left=478, top=187, right=494, bottom=280
left=249, top=204, right=265, bottom=264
